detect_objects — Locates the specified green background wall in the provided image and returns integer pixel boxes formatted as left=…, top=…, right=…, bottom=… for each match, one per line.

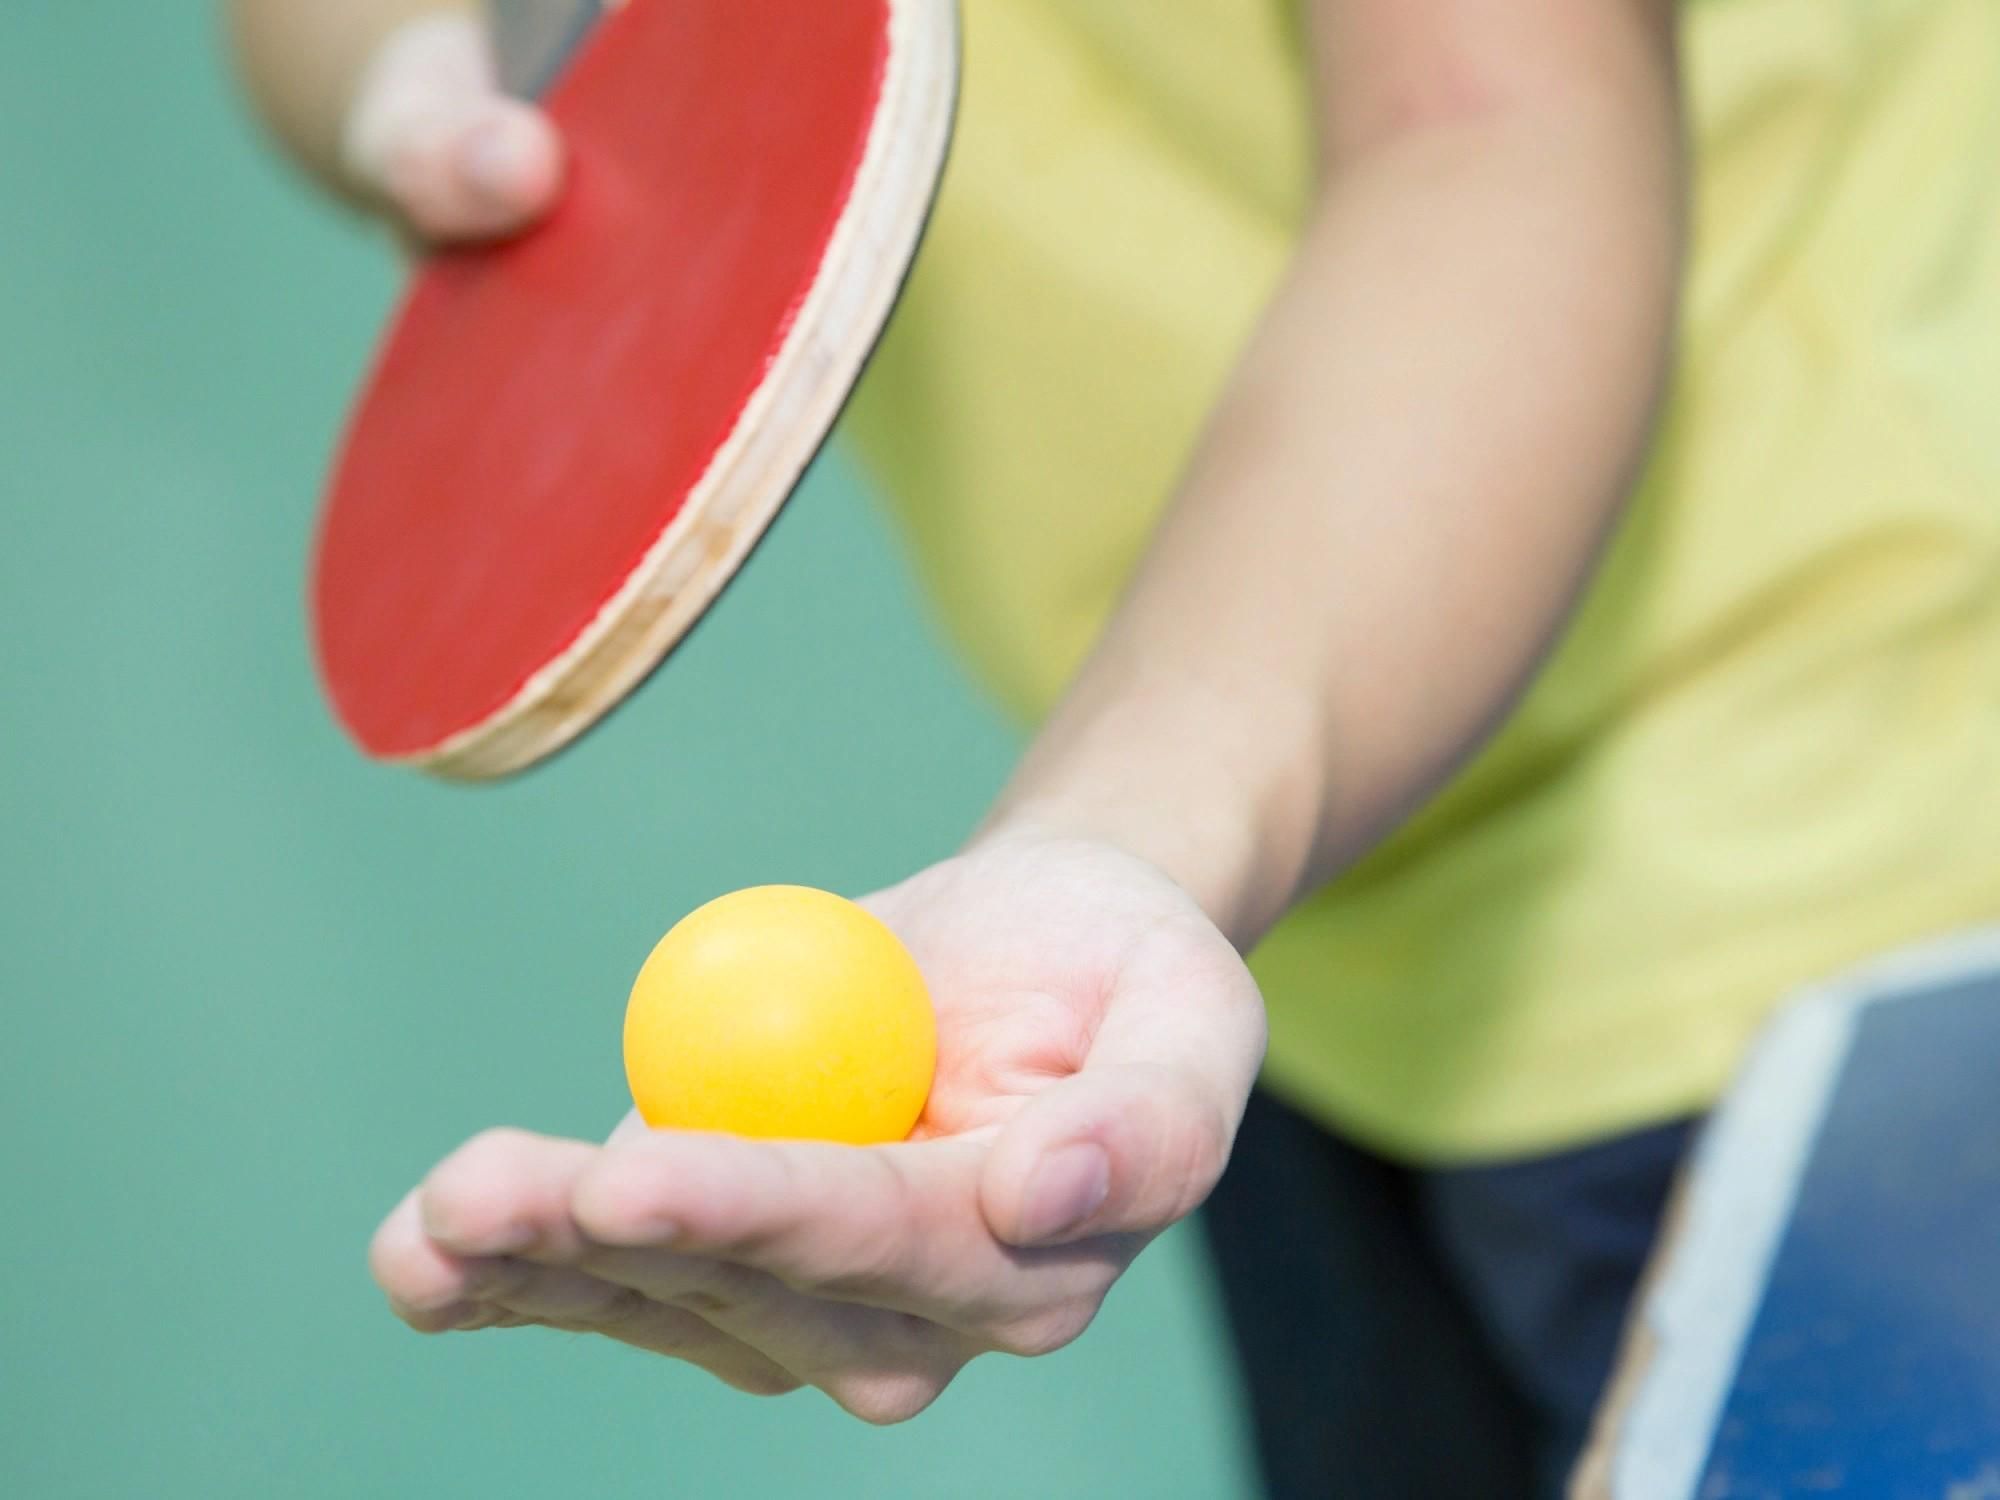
left=0, top=8, right=1251, bottom=1495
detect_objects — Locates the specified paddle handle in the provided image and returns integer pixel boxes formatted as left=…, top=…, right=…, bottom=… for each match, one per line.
left=487, top=0, right=605, bottom=97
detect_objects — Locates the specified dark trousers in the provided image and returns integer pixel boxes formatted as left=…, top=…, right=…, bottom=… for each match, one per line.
left=1199, top=1089, right=1693, bottom=1500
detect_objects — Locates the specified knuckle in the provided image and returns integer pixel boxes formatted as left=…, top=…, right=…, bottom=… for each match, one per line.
left=830, top=1374, right=946, bottom=1427
left=571, top=1167, right=666, bottom=1245
left=454, top=1126, right=534, bottom=1172
left=989, top=1301, right=1099, bottom=1359
left=370, top=1219, right=465, bottom=1310
left=843, top=1148, right=920, bottom=1245
left=726, top=1369, right=804, bottom=1399
left=773, top=1153, right=916, bottom=1298
left=366, top=1216, right=414, bottom=1289
left=1173, top=1105, right=1233, bottom=1218
left=567, top=1183, right=622, bottom=1242
left=421, top=1130, right=531, bottom=1240
left=1140, top=1084, right=1232, bottom=1226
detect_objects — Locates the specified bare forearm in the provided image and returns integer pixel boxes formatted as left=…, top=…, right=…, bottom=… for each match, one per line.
left=224, top=0, right=468, bottom=198
left=989, top=70, right=1683, bottom=948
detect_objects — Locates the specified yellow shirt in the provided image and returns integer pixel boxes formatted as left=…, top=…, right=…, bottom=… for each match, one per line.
left=842, top=0, right=2000, bottom=1161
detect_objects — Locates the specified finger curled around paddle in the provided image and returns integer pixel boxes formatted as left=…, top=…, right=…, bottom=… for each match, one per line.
left=342, top=12, right=564, bottom=243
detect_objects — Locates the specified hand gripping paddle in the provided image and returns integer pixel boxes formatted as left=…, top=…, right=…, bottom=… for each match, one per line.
left=311, top=0, right=959, bottom=778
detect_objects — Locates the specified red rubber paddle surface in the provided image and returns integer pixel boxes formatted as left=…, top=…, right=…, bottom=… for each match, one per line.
left=313, top=0, right=889, bottom=758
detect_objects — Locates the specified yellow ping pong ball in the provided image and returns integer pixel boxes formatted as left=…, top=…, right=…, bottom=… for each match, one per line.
left=623, top=886, right=937, bottom=1144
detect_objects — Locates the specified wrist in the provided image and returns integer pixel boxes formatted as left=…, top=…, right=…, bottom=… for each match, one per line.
left=974, top=665, right=1326, bottom=950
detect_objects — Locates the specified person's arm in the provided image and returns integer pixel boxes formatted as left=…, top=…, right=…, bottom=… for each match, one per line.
left=224, top=0, right=561, bottom=239
left=988, top=0, right=1685, bottom=950
left=366, top=0, right=1687, bottom=1426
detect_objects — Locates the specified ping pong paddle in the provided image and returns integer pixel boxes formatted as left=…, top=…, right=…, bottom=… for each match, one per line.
left=489, top=0, right=605, bottom=99
left=312, top=0, right=959, bottom=779
left=1576, top=930, right=2000, bottom=1498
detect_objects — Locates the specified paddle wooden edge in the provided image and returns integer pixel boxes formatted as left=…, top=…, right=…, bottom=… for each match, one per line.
left=1568, top=998, right=1856, bottom=1500
left=402, top=0, right=960, bottom=780
left=1569, top=1178, right=1686, bottom=1500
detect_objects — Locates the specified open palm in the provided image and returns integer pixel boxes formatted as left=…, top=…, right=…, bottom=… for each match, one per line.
left=370, top=833, right=1266, bottom=1422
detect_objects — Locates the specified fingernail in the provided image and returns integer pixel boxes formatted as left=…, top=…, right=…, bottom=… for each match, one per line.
left=461, top=117, right=525, bottom=200
left=1019, top=1143, right=1111, bottom=1244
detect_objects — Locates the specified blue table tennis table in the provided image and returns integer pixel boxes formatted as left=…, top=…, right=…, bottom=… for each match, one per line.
left=1578, top=930, right=2000, bottom=1499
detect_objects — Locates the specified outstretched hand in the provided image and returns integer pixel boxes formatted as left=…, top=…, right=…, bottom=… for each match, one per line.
left=370, top=832, right=1266, bottom=1422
